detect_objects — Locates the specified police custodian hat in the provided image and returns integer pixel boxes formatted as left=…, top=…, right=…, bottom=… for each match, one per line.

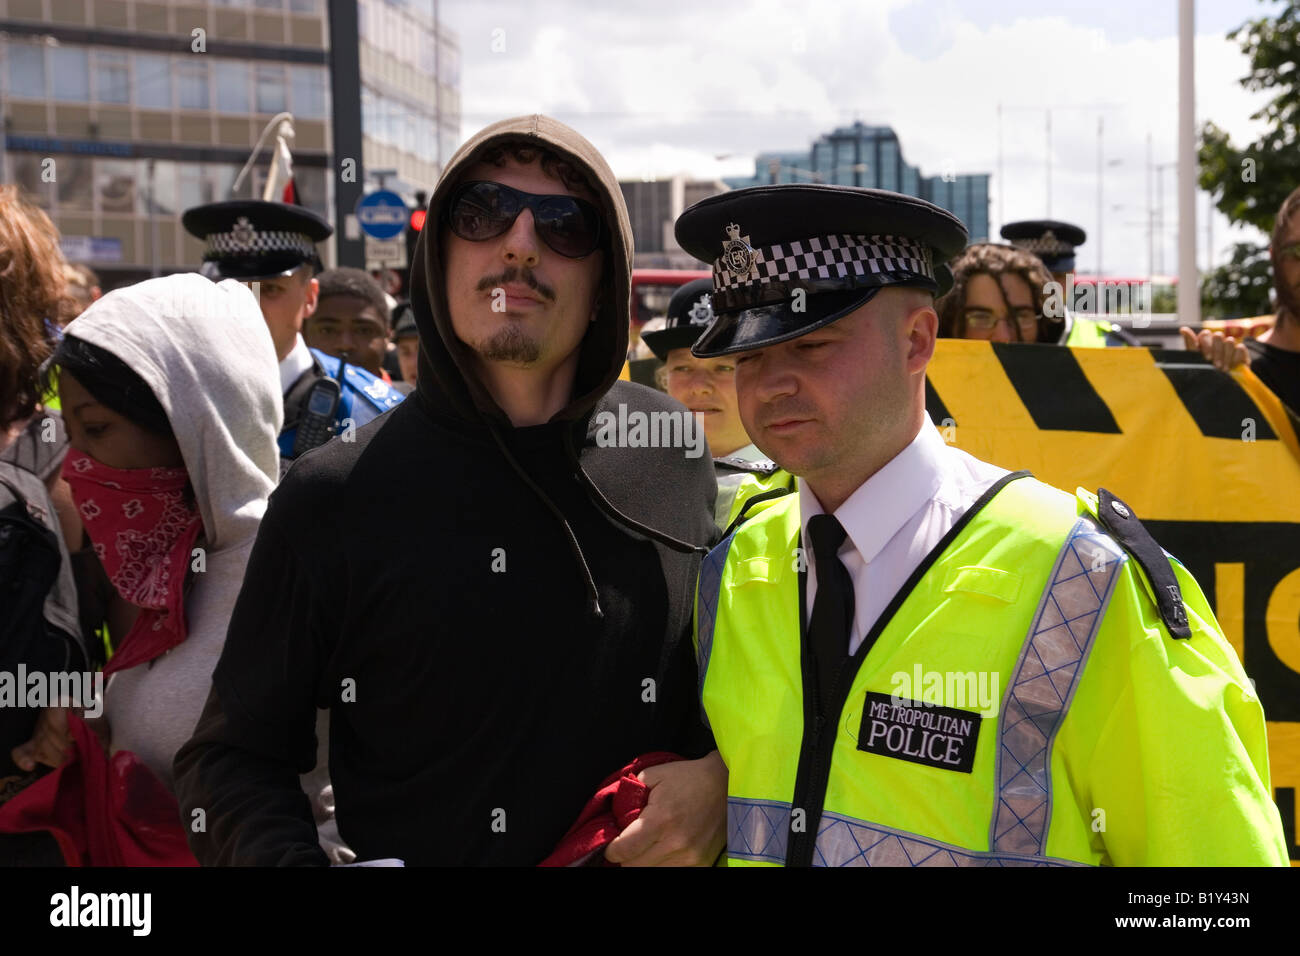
left=182, top=199, right=333, bottom=282
left=639, top=278, right=716, bottom=361
left=1000, top=219, right=1086, bottom=274
left=675, top=184, right=968, bottom=357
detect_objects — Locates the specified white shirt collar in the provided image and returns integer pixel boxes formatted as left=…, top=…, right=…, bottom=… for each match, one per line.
left=799, top=413, right=947, bottom=563
left=724, top=442, right=767, bottom=462
left=279, top=334, right=315, bottom=395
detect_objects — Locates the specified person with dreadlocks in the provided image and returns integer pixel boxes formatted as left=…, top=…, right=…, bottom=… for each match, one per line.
left=935, top=242, right=1053, bottom=343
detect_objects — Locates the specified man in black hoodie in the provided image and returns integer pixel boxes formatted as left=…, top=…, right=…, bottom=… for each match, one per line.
left=174, top=115, right=725, bottom=866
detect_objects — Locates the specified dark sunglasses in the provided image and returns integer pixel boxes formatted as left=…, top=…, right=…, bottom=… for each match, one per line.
left=446, top=180, right=604, bottom=259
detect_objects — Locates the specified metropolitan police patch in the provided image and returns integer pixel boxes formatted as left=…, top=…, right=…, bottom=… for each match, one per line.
left=857, top=691, right=982, bottom=773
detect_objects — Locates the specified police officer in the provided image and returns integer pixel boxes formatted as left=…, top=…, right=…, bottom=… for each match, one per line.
left=642, top=278, right=794, bottom=530
left=182, top=200, right=404, bottom=466
left=676, top=184, right=1288, bottom=866
left=1001, top=219, right=1139, bottom=347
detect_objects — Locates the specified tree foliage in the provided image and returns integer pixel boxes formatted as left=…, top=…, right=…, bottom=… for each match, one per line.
left=1198, top=1, right=1299, bottom=317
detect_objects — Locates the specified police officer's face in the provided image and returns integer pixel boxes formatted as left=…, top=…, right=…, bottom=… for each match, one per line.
left=442, top=158, right=604, bottom=376
left=304, top=294, right=389, bottom=376
left=248, top=266, right=318, bottom=362
left=732, top=289, right=936, bottom=509
left=663, top=347, right=750, bottom=458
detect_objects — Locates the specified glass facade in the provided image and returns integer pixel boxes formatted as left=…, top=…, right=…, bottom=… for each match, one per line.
left=1, top=40, right=329, bottom=119
left=0, top=0, right=458, bottom=275
left=728, top=123, right=991, bottom=241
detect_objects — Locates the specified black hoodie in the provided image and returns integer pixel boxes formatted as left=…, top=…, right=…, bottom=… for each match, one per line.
left=173, top=115, right=719, bottom=865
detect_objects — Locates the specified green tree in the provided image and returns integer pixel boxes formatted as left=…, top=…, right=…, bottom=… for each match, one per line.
left=1198, top=0, right=1300, bottom=317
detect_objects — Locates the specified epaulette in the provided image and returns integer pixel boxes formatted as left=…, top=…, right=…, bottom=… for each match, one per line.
left=714, top=455, right=781, bottom=476
left=1094, top=487, right=1192, bottom=638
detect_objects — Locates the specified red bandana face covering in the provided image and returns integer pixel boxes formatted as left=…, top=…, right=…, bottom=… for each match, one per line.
left=61, top=449, right=204, bottom=677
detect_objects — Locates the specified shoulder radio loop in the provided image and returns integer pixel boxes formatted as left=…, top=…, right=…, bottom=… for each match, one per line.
left=1095, top=487, right=1192, bottom=639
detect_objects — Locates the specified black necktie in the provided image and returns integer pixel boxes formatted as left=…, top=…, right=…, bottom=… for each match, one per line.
left=806, top=514, right=855, bottom=713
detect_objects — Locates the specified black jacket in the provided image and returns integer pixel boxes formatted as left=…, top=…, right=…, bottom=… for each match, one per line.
left=173, top=115, right=718, bottom=865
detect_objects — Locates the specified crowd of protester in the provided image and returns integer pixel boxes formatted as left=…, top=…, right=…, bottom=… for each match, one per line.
left=0, top=126, right=1296, bottom=867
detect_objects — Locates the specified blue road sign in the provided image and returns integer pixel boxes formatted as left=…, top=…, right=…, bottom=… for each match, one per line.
left=356, top=189, right=408, bottom=240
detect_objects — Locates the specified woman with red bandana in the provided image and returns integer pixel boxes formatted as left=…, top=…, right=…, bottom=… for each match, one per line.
left=5, top=274, right=281, bottom=834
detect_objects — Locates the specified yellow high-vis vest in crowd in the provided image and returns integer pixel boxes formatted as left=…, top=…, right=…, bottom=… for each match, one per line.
left=695, top=473, right=1289, bottom=866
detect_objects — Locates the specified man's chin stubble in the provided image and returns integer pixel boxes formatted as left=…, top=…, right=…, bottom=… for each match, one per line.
left=477, top=324, right=542, bottom=364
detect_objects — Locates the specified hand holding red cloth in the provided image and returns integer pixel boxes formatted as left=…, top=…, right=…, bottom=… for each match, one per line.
left=538, top=751, right=682, bottom=867
left=0, top=711, right=197, bottom=866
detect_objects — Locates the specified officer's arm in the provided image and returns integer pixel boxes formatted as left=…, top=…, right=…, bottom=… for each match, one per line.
left=1084, top=558, right=1288, bottom=866
left=173, top=508, right=331, bottom=866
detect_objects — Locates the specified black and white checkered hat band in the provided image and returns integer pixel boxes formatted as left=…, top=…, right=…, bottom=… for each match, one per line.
left=712, top=234, right=935, bottom=301
left=1010, top=235, right=1074, bottom=257
left=205, top=228, right=316, bottom=260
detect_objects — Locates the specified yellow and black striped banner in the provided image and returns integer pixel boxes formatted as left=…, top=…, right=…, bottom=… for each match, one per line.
left=927, top=340, right=1300, bottom=862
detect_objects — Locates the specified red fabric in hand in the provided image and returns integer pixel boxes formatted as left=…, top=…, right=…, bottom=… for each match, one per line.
left=538, top=751, right=682, bottom=867
left=0, top=711, right=197, bottom=866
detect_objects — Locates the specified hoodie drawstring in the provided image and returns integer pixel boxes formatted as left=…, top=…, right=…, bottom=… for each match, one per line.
left=485, top=422, right=606, bottom=620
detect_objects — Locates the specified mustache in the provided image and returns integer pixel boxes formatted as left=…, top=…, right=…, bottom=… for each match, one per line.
left=476, top=266, right=556, bottom=302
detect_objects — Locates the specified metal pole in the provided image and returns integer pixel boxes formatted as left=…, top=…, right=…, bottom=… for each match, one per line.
left=1097, top=116, right=1103, bottom=277
left=1156, top=165, right=1163, bottom=275
left=1177, top=0, right=1200, bottom=325
left=1206, top=193, right=1214, bottom=272
left=148, top=159, right=161, bottom=278
left=997, top=102, right=1003, bottom=236
left=1045, top=110, right=1051, bottom=217
left=433, top=0, right=442, bottom=170
left=1146, top=133, right=1154, bottom=277
left=329, top=0, right=365, bottom=268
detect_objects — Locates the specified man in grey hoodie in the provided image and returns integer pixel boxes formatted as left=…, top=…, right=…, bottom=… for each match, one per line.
left=177, top=115, right=726, bottom=866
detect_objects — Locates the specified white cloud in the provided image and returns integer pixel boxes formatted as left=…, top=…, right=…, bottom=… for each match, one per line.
left=443, top=1, right=1276, bottom=274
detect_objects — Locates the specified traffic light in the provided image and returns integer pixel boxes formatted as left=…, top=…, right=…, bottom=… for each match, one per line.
left=406, top=190, right=428, bottom=272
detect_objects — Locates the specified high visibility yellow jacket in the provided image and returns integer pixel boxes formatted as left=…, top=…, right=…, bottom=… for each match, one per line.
left=694, top=473, right=1289, bottom=866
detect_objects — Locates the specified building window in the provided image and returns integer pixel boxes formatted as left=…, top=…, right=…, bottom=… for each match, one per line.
left=139, top=159, right=177, bottom=215
left=176, top=60, right=209, bottom=110
left=11, top=154, right=53, bottom=208
left=290, top=65, right=327, bottom=119
left=438, top=40, right=459, bottom=87
left=214, top=60, right=250, bottom=113
left=7, top=42, right=46, bottom=99
left=50, top=46, right=90, bottom=103
left=204, top=164, right=237, bottom=206
left=289, top=0, right=321, bottom=12
left=255, top=64, right=286, bottom=114
left=254, top=0, right=284, bottom=8
left=134, top=53, right=172, bottom=109
left=177, top=162, right=206, bottom=211
left=94, top=50, right=130, bottom=104
left=57, top=156, right=94, bottom=213
left=97, top=159, right=138, bottom=214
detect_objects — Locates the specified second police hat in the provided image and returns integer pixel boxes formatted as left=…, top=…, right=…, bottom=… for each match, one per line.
left=999, top=219, right=1086, bottom=274
left=182, top=199, right=333, bottom=282
left=674, top=184, right=968, bottom=357
left=639, top=278, right=716, bottom=361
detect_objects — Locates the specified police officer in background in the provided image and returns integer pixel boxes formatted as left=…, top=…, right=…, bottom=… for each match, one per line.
left=182, top=200, right=404, bottom=468
left=642, top=278, right=794, bottom=531
left=677, top=184, right=1287, bottom=866
left=1000, top=219, right=1139, bottom=347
